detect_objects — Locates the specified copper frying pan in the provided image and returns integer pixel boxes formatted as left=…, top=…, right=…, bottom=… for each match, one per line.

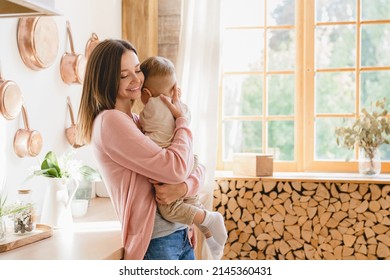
left=0, top=65, right=23, bottom=120
left=65, top=96, right=84, bottom=148
left=17, top=16, right=59, bottom=71
left=60, top=21, right=87, bottom=84
left=85, top=33, right=99, bottom=59
left=13, top=104, right=43, bottom=158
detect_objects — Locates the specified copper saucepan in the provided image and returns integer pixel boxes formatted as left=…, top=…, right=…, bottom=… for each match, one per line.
left=17, top=16, right=59, bottom=70
left=60, top=21, right=87, bottom=84
left=85, top=32, right=100, bottom=59
left=0, top=65, right=23, bottom=120
left=65, top=96, right=84, bottom=148
left=13, top=104, right=43, bottom=158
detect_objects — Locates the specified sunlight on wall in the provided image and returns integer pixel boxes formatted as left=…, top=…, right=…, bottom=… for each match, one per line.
left=0, top=118, right=6, bottom=193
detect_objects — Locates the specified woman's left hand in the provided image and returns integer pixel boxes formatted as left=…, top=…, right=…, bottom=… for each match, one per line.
left=149, top=180, right=188, bottom=204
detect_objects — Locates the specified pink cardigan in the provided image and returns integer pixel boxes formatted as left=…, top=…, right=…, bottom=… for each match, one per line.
left=91, top=110, right=204, bottom=259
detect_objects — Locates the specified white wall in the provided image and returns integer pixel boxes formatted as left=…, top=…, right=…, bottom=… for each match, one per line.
left=0, top=0, right=121, bottom=210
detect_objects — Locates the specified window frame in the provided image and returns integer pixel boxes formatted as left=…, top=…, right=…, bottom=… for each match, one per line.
left=217, top=0, right=390, bottom=173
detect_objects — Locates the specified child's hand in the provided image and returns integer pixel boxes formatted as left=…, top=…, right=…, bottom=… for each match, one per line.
left=177, top=87, right=182, bottom=98
left=160, top=85, right=187, bottom=119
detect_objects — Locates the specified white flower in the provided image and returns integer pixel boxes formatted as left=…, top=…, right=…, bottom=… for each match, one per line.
left=57, top=150, right=83, bottom=178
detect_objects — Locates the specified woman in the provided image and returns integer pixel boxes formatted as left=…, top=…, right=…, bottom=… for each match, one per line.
left=77, top=39, right=205, bottom=260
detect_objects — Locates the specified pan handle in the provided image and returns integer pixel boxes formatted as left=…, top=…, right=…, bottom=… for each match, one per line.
left=21, top=104, right=30, bottom=130
left=67, top=96, right=76, bottom=126
left=91, top=32, right=98, bottom=40
left=66, top=20, right=76, bottom=54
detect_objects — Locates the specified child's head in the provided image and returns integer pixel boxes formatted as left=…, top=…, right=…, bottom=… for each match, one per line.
left=140, top=56, right=177, bottom=102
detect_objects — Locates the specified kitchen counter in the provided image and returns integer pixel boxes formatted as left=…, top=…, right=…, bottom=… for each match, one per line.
left=0, top=198, right=124, bottom=260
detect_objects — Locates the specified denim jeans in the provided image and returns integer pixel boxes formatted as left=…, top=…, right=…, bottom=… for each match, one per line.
left=143, top=228, right=195, bottom=260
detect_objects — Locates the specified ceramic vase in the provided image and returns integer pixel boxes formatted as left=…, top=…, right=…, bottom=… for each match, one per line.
left=40, top=177, right=79, bottom=228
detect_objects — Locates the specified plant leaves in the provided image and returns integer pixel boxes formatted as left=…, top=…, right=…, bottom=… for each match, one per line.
left=77, top=165, right=101, bottom=182
left=25, top=150, right=101, bottom=182
left=41, top=151, right=61, bottom=175
left=1, top=193, right=31, bottom=217
left=334, top=98, right=390, bottom=152
left=33, top=168, right=60, bottom=178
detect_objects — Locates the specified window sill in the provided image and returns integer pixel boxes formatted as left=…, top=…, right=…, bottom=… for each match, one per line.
left=215, top=170, right=390, bottom=184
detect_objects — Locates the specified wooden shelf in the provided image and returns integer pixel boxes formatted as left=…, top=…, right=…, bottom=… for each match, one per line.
left=215, top=171, right=390, bottom=184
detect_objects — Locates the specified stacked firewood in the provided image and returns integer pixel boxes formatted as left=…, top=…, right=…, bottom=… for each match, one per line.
left=213, top=179, right=390, bottom=260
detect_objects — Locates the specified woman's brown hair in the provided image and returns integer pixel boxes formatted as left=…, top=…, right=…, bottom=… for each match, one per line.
left=76, top=39, right=137, bottom=144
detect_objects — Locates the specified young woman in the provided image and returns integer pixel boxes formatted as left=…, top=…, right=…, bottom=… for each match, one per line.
left=77, top=39, right=205, bottom=260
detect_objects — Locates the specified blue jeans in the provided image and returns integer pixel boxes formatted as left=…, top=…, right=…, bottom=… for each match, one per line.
left=143, top=229, right=195, bottom=260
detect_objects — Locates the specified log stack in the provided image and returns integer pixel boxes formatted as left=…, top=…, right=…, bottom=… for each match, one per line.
left=213, top=179, right=390, bottom=260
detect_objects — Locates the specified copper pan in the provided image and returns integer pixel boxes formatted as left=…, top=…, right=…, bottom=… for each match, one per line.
left=65, top=96, right=84, bottom=148
left=17, top=16, right=59, bottom=70
left=0, top=64, right=23, bottom=120
left=85, top=32, right=99, bottom=59
left=13, top=104, right=43, bottom=158
left=60, top=21, right=87, bottom=84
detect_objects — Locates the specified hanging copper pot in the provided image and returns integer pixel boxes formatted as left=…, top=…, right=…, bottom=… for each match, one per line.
left=60, top=21, right=87, bottom=85
left=17, top=16, right=59, bottom=71
left=0, top=66, right=23, bottom=120
left=13, top=104, right=43, bottom=158
left=85, top=32, right=99, bottom=59
left=65, top=96, right=84, bottom=148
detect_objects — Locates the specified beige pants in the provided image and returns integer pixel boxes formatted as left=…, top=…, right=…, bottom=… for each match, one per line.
left=158, top=195, right=204, bottom=225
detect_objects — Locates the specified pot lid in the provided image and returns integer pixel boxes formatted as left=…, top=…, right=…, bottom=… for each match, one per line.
left=1, top=82, right=23, bottom=120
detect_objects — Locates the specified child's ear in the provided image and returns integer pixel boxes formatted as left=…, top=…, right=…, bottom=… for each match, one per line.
left=141, top=88, right=152, bottom=104
left=143, top=88, right=152, bottom=97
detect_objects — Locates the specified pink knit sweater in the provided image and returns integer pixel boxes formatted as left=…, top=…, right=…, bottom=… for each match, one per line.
left=91, top=110, right=204, bottom=259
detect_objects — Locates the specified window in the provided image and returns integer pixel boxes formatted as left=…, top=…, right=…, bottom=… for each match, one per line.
left=217, top=0, right=390, bottom=173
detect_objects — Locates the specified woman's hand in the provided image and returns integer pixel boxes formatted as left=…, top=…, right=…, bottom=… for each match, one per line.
left=160, top=85, right=186, bottom=119
left=149, top=179, right=188, bottom=205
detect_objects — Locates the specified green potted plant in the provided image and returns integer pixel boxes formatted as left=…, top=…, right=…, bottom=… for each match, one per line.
left=26, top=149, right=101, bottom=227
left=32, top=149, right=101, bottom=202
left=335, top=98, right=390, bottom=175
left=28, top=150, right=101, bottom=182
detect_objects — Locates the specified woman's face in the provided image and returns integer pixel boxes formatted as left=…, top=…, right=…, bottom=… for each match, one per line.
left=117, top=50, right=144, bottom=103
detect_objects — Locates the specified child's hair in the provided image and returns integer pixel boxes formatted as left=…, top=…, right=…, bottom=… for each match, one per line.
left=140, top=56, right=175, bottom=79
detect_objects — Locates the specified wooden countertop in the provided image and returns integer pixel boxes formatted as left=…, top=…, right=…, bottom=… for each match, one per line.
left=0, top=198, right=123, bottom=260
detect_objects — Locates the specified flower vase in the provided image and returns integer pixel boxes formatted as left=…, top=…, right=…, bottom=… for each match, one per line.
left=359, top=148, right=381, bottom=176
left=40, top=177, right=79, bottom=228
